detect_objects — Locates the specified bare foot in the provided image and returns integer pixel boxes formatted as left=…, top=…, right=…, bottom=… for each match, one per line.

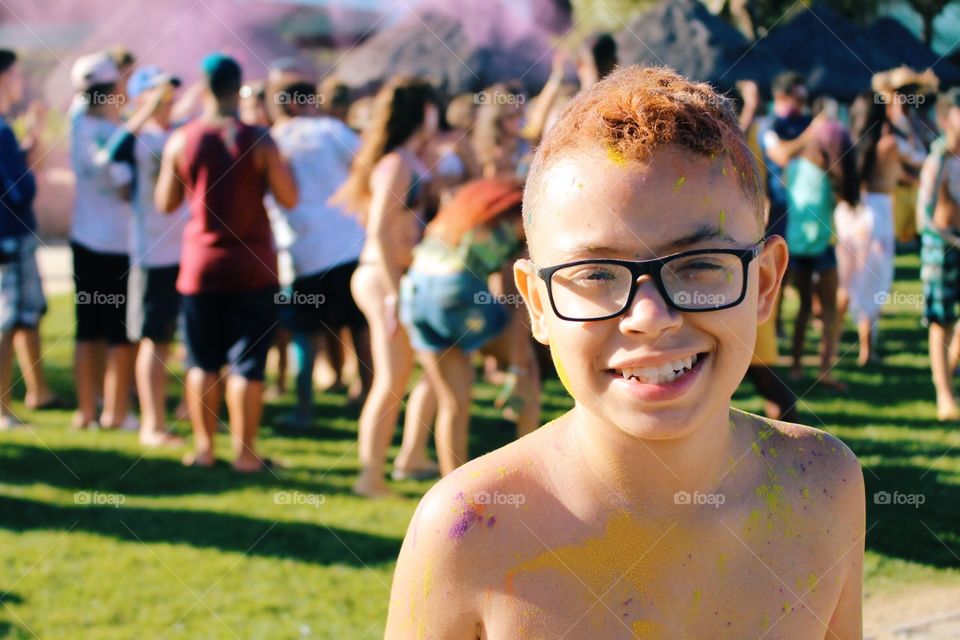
left=817, top=374, right=848, bottom=392
left=0, top=414, right=26, bottom=431
left=353, top=476, right=395, bottom=499
left=391, top=462, right=440, bottom=481
left=182, top=451, right=215, bottom=468
left=24, top=394, right=66, bottom=410
left=937, top=396, right=960, bottom=422
left=140, top=430, right=185, bottom=448
left=70, top=412, right=97, bottom=430
left=232, top=456, right=278, bottom=473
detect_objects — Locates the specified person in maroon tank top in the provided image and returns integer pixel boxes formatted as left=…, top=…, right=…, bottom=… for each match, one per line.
left=155, top=53, right=297, bottom=472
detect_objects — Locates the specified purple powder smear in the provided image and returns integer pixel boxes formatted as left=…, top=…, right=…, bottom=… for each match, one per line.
left=448, top=509, right=483, bottom=540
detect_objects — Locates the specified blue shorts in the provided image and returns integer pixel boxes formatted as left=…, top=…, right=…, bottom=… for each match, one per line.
left=0, top=235, right=46, bottom=332
left=789, top=245, right=837, bottom=273
left=181, top=287, right=278, bottom=380
left=399, top=270, right=509, bottom=353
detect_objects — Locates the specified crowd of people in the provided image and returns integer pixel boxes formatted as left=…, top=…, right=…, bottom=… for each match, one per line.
left=0, top=36, right=956, bottom=497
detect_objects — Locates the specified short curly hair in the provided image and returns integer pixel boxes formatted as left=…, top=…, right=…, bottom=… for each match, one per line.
left=523, top=65, right=764, bottom=232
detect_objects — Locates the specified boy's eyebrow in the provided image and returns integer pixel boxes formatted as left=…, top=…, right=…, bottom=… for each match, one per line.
left=657, top=224, right=739, bottom=253
left=570, top=224, right=740, bottom=260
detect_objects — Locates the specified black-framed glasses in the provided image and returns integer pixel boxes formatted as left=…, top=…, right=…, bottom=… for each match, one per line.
left=537, top=241, right=765, bottom=321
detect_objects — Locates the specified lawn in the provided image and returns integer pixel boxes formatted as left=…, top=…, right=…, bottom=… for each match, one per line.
left=1, top=252, right=959, bottom=639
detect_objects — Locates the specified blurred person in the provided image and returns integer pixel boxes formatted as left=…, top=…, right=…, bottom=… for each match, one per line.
left=761, top=72, right=813, bottom=257
left=69, top=52, right=137, bottom=430
left=760, top=72, right=813, bottom=338
left=346, top=95, right=374, bottom=133
left=780, top=108, right=860, bottom=389
left=873, top=68, right=934, bottom=246
left=155, top=53, right=297, bottom=471
left=735, top=79, right=799, bottom=422
left=331, top=76, right=441, bottom=497
left=239, top=80, right=270, bottom=127
left=265, top=62, right=371, bottom=427
left=918, top=89, right=960, bottom=421
left=399, top=178, right=541, bottom=473
left=423, top=93, right=480, bottom=207
left=108, top=45, right=136, bottom=101
left=0, top=49, right=58, bottom=428
left=318, top=75, right=351, bottom=123
left=576, top=32, right=618, bottom=89
left=473, top=82, right=528, bottom=179
left=109, top=66, right=188, bottom=447
left=835, top=92, right=901, bottom=367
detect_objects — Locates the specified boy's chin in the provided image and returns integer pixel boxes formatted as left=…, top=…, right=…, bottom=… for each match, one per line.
left=606, top=406, right=706, bottom=441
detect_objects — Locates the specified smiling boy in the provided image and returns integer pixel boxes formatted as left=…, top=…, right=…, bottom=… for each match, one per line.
left=385, top=67, right=865, bottom=639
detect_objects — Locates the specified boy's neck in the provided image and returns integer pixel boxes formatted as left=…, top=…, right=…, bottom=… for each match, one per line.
left=571, top=403, right=737, bottom=512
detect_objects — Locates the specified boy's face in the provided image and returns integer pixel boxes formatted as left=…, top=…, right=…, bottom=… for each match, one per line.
left=516, top=145, right=787, bottom=440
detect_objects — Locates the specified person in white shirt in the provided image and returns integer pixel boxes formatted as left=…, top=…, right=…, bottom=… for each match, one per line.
left=109, top=65, right=188, bottom=447
left=69, top=52, right=136, bottom=431
left=266, top=63, right=369, bottom=427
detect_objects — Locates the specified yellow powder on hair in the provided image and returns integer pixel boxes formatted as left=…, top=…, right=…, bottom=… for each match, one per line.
left=606, top=146, right=627, bottom=167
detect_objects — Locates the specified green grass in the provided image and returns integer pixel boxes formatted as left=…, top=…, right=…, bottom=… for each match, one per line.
left=1, top=252, right=959, bottom=638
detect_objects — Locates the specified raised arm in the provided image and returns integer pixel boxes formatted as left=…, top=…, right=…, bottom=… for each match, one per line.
left=763, top=116, right=819, bottom=168
left=154, top=128, right=186, bottom=213
left=260, top=134, right=298, bottom=210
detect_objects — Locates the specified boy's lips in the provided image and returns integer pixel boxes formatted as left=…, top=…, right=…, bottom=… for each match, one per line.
left=606, top=351, right=709, bottom=402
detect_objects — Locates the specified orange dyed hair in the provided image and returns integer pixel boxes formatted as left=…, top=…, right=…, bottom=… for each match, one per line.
left=523, top=65, right=763, bottom=229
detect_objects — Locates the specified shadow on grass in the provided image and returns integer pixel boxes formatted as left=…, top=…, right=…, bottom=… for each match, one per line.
left=864, top=465, right=960, bottom=569
left=0, top=494, right=401, bottom=567
left=0, top=443, right=358, bottom=498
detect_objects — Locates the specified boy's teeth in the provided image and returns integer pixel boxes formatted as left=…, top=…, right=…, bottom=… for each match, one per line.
left=618, top=353, right=700, bottom=384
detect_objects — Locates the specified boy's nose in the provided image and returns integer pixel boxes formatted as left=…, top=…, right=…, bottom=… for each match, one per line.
left=618, top=277, right=683, bottom=336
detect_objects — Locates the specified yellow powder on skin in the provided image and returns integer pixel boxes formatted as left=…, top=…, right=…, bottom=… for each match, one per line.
left=718, top=209, right=726, bottom=233
left=607, top=146, right=627, bottom=167
left=550, top=347, right=573, bottom=396
left=506, top=510, right=682, bottom=629
left=632, top=619, right=664, bottom=638
left=673, top=176, right=686, bottom=191
left=716, top=553, right=729, bottom=574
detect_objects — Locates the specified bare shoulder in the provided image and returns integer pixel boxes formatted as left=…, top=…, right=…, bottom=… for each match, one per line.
left=413, top=418, right=564, bottom=540
left=164, top=127, right=187, bottom=157
left=387, top=420, right=568, bottom=637
left=737, top=410, right=865, bottom=512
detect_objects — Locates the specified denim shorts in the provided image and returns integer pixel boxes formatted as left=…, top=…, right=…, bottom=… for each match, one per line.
left=399, top=270, right=508, bottom=353
left=0, top=235, right=46, bottom=332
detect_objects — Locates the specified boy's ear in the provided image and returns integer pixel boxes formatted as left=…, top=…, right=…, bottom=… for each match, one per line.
left=756, top=235, right=788, bottom=325
left=514, top=258, right=550, bottom=345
